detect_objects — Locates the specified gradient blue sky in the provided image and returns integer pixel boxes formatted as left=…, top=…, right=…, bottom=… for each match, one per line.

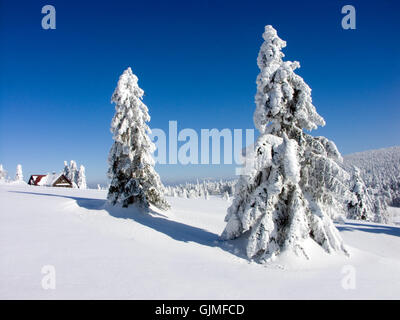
left=0, top=0, right=399, bottom=185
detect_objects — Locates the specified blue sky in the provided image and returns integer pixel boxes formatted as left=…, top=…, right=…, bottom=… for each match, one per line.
left=0, top=0, right=399, bottom=185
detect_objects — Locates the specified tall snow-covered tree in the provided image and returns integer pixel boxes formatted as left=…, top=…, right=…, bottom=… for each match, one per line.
left=347, top=166, right=374, bottom=221
left=107, top=67, right=170, bottom=210
left=15, top=164, right=23, bottom=182
left=223, top=26, right=348, bottom=262
left=77, top=165, right=87, bottom=189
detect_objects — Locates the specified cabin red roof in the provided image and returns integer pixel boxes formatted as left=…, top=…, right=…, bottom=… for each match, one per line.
left=28, top=175, right=48, bottom=186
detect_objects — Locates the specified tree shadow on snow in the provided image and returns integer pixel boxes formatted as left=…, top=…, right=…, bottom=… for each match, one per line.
left=337, top=222, right=400, bottom=238
left=10, top=190, right=107, bottom=211
left=9, top=190, right=246, bottom=259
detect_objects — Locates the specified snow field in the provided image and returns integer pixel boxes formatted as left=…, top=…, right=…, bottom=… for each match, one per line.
left=1, top=184, right=399, bottom=299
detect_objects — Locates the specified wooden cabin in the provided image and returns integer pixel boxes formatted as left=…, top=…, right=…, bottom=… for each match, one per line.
left=28, top=173, right=73, bottom=188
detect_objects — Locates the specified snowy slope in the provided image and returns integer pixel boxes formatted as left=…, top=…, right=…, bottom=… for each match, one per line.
left=1, top=183, right=400, bottom=299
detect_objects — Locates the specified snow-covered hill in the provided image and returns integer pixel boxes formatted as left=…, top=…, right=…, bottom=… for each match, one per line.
left=1, top=183, right=399, bottom=299
left=344, top=146, right=400, bottom=207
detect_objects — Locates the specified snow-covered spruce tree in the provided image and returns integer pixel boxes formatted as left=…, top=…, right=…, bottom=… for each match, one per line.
left=223, top=191, right=230, bottom=201
left=181, top=188, right=188, bottom=199
left=15, top=164, right=23, bottom=182
left=69, top=160, right=78, bottom=187
left=0, top=164, right=7, bottom=180
left=107, top=67, right=170, bottom=210
left=63, top=161, right=70, bottom=179
left=223, top=26, right=348, bottom=261
left=347, top=166, right=374, bottom=221
left=77, top=165, right=87, bottom=189
left=373, top=195, right=390, bottom=224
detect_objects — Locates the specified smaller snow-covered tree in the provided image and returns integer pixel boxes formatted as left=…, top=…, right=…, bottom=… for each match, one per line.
left=188, top=189, right=197, bottom=199
left=347, top=167, right=374, bottom=221
left=197, top=187, right=204, bottom=198
left=0, top=164, right=7, bottom=180
left=69, top=160, right=78, bottom=187
left=15, top=164, right=23, bottom=182
left=107, top=67, right=169, bottom=210
left=373, top=195, right=390, bottom=224
left=345, top=166, right=391, bottom=224
left=63, top=161, right=70, bottom=178
left=223, top=191, right=230, bottom=201
left=181, top=189, right=188, bottom=199
left=77, top=165, right=87, bottom=189
left=344, top=146, right=400, bottom=210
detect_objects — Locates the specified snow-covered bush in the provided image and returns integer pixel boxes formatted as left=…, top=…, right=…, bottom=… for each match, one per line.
left=107, top=67, right=170, bottom=210
left=222, top=26, right=348, bottom=262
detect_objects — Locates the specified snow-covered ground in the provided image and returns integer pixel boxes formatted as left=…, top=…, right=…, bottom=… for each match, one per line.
left=0, top=183, right=399, bottom=299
